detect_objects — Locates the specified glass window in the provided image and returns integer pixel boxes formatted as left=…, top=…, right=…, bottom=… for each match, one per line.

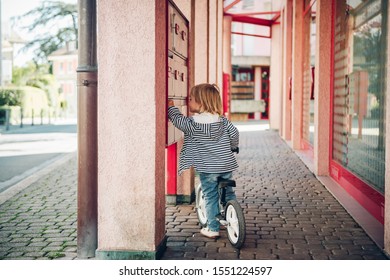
left=332, top=0, right=387, bottom=194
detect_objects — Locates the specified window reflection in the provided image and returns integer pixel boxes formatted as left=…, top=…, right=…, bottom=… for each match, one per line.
left=333, top=0, right=386, bottom=193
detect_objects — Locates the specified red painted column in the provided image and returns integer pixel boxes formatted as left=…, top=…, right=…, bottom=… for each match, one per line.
left=222, top=73, right=230, bottom=118
left=166, top=143, right=177, bottom=196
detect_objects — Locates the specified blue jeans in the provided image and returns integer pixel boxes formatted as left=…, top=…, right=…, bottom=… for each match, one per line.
left=198, top=172, right=236, bottom=232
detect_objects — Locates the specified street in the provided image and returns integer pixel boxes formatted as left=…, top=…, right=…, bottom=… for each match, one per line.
left=0, top=122, right=77, bottom=192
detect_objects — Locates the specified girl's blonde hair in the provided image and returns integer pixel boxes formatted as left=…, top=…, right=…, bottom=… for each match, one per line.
left=190, top=83, right=223, bottom=115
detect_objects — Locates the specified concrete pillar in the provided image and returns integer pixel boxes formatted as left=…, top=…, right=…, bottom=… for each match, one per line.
left=194, top=0, right=209, bottom=84
left=291, top=0, right=304, bottom=149
left=282, top=0, right=293, bottom=140
left=223, top=15, right=232, bottom=76
left=96, top=0, right=166, bottom=259
left=385, top=0, right=390, bottom=257
left=270, top=23, right=282, bottom=130
left=313, top=0, right=332, bottom=176
left=217, top=0, right=223, bottom=87
left=208, top=0, right=217, bottom=84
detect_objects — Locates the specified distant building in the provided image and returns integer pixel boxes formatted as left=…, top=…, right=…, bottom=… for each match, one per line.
left=48, top=42, right=78, bottom=118
left=229, top=1, right=272, bottom=121
left=1, top=22, right=25, bottom=85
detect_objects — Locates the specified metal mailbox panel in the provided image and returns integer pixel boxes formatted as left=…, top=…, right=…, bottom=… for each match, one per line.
left=168, top=3, right=188, bottom=59
left=168, top=57, right=174, bottom=97
left=178, top=60, right=188, bottom=98
left=167, top=2, right=188, bottom=146
left=172, top=57, right=187, bottom=98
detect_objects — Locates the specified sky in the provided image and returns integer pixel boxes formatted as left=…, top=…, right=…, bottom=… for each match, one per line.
left=1, top=0, right=77, bottom=66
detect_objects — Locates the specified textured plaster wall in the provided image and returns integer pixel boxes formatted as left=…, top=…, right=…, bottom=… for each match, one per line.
left=217, top=0, right=223, bottom=88
left=97, top=0, right=166, bottom=252
left=208, top=0, right=217, bottom=83
left=194, top=0, right=208, bottom=84
left=223, top=16, right=232, bottom=76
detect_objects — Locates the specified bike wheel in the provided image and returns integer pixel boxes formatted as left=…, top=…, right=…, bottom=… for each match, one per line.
left=195, top=184, right=208, bottom=227
left=225, top=200, right=246, bottom=249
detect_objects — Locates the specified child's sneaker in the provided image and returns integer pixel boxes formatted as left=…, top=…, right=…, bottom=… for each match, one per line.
left=200, top=227, right=220, bottom=238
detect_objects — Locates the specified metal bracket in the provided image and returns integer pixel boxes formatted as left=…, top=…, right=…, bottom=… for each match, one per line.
left=82, top=79, right=98, bottom=86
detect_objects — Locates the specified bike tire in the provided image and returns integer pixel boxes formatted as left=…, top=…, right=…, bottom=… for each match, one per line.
left=225, top=200, right=246, bottom=249
left=195, top=184, right=208, bottom=227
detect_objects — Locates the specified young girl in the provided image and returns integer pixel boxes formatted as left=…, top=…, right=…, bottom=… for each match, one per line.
left=168, top=83, right=239, bottom=238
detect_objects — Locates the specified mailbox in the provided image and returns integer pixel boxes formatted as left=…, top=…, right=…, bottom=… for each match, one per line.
left=167, top=2, right=188, bottom=146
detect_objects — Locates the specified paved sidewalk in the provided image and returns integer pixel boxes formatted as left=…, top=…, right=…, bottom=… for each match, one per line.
left=0, top=126, right=388, bottom=260
left=162, top=128, right=388, bottom=260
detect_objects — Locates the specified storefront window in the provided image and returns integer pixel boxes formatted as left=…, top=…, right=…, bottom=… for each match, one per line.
left=332, top=0, right=387, bottom=194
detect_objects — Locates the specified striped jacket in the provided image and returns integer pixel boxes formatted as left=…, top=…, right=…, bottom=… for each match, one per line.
left=168, top=106, right=239, bottom=174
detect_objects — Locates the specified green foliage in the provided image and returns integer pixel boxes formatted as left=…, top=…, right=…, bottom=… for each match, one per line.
left=0, top=88, right=23, bottom=106
left=14, top=1, right=78, bottom=63
left=0, top=86, right=49, bottom=118
left=12, top=63, right=60, bottom=108
left=0, top=106, right=22, bottom=125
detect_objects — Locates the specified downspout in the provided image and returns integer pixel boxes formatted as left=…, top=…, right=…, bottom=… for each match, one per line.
left=77, top=0, right=98, bottom=259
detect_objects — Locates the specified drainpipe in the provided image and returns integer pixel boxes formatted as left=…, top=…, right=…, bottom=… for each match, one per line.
left=77, top=0, right=97, bottom=259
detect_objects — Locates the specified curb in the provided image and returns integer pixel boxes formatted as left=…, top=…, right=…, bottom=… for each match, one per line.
left=0, top=152, right=77, bottom=206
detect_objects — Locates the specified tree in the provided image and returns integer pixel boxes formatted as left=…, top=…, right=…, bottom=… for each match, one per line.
left=14, top=1, right=77, bottom=64
left=12, top=63, right=59, bottom=108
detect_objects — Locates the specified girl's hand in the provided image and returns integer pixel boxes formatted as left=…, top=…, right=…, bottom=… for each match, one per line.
left=168, top=99, right=175, bottom=107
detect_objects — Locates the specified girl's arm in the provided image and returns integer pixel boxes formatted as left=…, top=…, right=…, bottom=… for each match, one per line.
left=227, top=121, right=239, bottom=149
left=167, top=106, right=193, bottom=133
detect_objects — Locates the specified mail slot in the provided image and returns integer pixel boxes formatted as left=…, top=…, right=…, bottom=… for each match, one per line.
left=168, top=3, right=188, bottom=59
left=167, top=1, right=188, bottom=146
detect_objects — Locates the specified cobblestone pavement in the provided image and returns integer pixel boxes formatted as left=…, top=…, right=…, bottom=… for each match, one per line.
left=0, top=155, right=78, bottom=260
left=0, top=128, right=388, bottom=260
left=161, top=129, right=388, bottom=260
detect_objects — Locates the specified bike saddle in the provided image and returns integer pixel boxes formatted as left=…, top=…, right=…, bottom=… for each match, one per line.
left=218, top=179, right=236, bottom=188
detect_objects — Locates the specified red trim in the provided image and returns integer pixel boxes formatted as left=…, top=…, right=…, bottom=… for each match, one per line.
left=231, top=31, right=271, bottom=38
left=226, top=11, right=280, bottom=17
left=329, top=0, right=335, bottom=166
left=166, top=143, right=177, bottom=195
left=271, top=12, right=281, bottom=22
left=223, top=73, right=230, bottom=117
left=330, top=161, right=384, bottom=224
left=230, top=15, right=273, bottom=26
left=303, top=0, right=317, bottom=17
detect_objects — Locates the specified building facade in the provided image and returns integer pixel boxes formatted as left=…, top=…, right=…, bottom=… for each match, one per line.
left=273, top=0, right=389, bottom=253
left=48, top=42, right=78, bottom=118
left=79, top=0, right=389, bottom=258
